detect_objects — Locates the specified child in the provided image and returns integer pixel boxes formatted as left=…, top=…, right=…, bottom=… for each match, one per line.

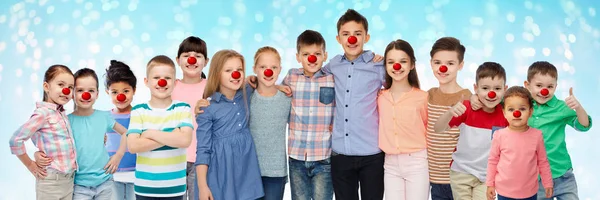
left=250, top=46, right=292, bottom=200
left=9, top=65, right=77, bottom=200
left=172, top=36, right=209, bottom=200
left=473, top=61, right=592, bottom=199
left=44, top=68, right=128, bottom=199
left=282, top=30, right=335, bottom=200
left=486, top=86, right=553, bottom=200
left=433, top=62, right=509, bottom=200
left=105, top=60, right=138, bottom=200
left=425, top=37, right=472, bottom=200
left=378, top=39, right=429, bottom=199
left=126, top=55, right=194, bottom=199
left=322, top=9, right=386, bottom=200
left=195, top=50, right=264, bottom=200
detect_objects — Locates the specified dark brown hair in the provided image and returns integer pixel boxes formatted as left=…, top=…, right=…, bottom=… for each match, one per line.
left=104, top=60, right=137, bottom=90
left=527, top=61, right=558, bottom=81
left=383, top=39, right=420, bottom=89
left=336, top=9, right=368, bottom=33
left=43, top=65, right=73, bottom=101
left=430, top=37, right=466, bottom=62
left=297, top=30, right=326, bottom=52
left=476, top=62, right=506, bottom=84
left=503, top=86, right=534, bottom=108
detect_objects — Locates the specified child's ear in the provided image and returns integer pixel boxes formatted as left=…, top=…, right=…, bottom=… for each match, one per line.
left=504, top=85, right=508, bottom=91
left=336, top=35, right=342, bottom=45
left=458, top=61, right=465, bottom=70
left=296, top=53, right=301, bottom=63
left=144, top=77, right=149, bottom=88
left=364, top=33, right=370, bottom=44
left=43, top=82, right=50, bottom=93
left=105, top=89, right=109, bottom=95
left=473, top=83, right=478, bottom=92
left=324, top=52, right=328, bottom=62
left=524, top=80, right=529, bottom=88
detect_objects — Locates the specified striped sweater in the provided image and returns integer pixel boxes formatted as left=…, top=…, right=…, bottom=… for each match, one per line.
left=126, top=100, right=194, bottom=197
left=426, top=88, right=472, bottom=184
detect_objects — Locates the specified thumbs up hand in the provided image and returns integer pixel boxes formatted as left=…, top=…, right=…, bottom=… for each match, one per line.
left=450, top=99, right=468, bottom=117
left=565, top=87, right=581, bottom=110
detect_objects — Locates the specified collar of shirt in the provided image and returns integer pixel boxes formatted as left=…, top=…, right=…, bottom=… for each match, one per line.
left=292, top=68, right=328, bottom=78
left=336, top=50, right=374, bottom=64
left=210, top=89, right=244, bottom=103
left=36, top=101, right=65, bottom=112
left=533, top=95, right=559, bottom=108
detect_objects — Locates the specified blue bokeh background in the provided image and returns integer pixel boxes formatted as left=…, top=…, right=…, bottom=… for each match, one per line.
left=0, top=0, right=598, bottom=199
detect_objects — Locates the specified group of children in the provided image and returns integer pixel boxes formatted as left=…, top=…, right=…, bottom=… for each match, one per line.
left=8, top=8, right=592, bottom=200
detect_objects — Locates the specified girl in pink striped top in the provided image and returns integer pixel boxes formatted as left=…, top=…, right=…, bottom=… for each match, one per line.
left=486, top=86, right=553, bottom=200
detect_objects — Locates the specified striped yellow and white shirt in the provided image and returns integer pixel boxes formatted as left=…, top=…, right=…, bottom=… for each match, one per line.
left=426, top=88, right=472, bottom=184
left=126, top=100, right=193, bottom=197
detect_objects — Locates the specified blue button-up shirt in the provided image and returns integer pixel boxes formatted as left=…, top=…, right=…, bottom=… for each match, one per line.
left=322, top=50, right=386, bottom=156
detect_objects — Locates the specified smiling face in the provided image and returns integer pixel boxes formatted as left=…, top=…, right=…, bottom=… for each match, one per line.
left=430, top=50, right=463, bottom=85
left=220, top=57, right=244, bottom=94
left=145, top=65, right=176, bottom=100
left=254, top=51, right=281, bottom=88
left=297, top=44, right=327, bottom=77
left=43, top=72, right=74, bottom=105
left=177, top=51, right=207, bottom=78
left=73, top=76, right=98, bottom=110
left=474, top=76, right=507, bottom=110
left=336, top=21, right=370, bottom=60
left=385, top=49, right=413, bottom=83
left=525, top=73, right=557, bottom=104
left=107, top=81, right=135, bottom=110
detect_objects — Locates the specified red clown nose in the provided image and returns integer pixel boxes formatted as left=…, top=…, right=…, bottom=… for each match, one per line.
left=540, top=88, right=549, bottom=96
left=347, top=36, right=357, bottom=44
left=513, top=110, right=522, bottom=118
left=158, top=79, right=167, bottom=87
left=439, top=65, right=448, bottom=73
left=62, top=88, right=70, bottom=95
left=231, top=71, right=241, bottom=79
left=264, top=69, right=273, bottom=77
left=393, top=63, right=402, bottom=70
left=487, top=91, right=496, bottom=99
left=187, top=57, right=197, bottom=65
left=81, top=92, right=91, bottom=100
left=116, top=94, right=126, bottom=102
left=308, top=55, right=317, bottom=63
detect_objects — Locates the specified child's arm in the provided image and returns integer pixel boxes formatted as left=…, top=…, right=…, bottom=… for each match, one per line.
left=105, top=122, right=127, bottom=174
left=126, top=109, right=164, bottom=153
left=421, top=97, right=429, bottom=133
left=142, top=106, right=194, bottom=148
left=9, top=109, right=48, bottom=179
left=565, top=87, right=591, bottom=128
left=536, top=131, right=554, bottom=198
left=486, top=132, right=502, bottom=200
left=433, top=100, right=467, bottom=133
left=195, top=107, right=215, bottom=200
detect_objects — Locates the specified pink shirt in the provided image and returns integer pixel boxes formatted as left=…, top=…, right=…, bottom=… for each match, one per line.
left=378, top=88, right=428, bottom=154
left=172, top=79, right=207, bottom=162
left=486, top=127, right=553, bottom=198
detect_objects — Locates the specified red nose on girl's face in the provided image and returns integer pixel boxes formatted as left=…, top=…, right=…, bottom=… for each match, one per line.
left=513, top=110, right=522, bottom=118
left=116, top=94, right=126, bottom=102
left=347, top=36, right=357, bottom=44
left=231, top=71, right=241, bottom=79
left=158, top=79, right=167, bottom=87
left=187, top=57, right=197, bottom=65
left=540, top=88, right=549, bottom=96
left=62, top=88, right=70, bottom=95
left=264, top=69, right=274, bottom=77
left=81, top=92, right=91, bottom=100
left=393, top=63, right=402, bottom=70
left=439, top=65, right=448, bottom=73
left=487, top=91, right=496, bottom=99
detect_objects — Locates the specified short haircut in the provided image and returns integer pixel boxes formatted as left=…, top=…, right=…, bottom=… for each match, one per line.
left=527, top=61, right=558, bottom=81
left=177, top=36, right=208, bottom=59
left=147, top=55, right=176, bottom=73
left=476, top=62, right=506, bottom=84
left=104, top=60, right=137, bottom=90
left=430, top=37, right=466, bottom=63
left=503, top=86, right=534, bottom=108
left=296, top=30, right=326, bottom=52
left=336, top=9, right=369, bottom=33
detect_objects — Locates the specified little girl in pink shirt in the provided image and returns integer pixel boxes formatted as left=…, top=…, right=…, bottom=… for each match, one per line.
left=486, top=86, right=553, bottom=200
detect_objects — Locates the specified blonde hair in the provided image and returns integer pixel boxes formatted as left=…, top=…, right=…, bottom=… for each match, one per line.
left=146, top=55, right=176, bottom=74
left=253, top=46, right=281, bottom=67
left=203, top=49, right=246, bottom=99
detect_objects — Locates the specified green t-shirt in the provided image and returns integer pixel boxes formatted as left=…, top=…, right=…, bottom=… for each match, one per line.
left=529, top=96, right=592, bottom=178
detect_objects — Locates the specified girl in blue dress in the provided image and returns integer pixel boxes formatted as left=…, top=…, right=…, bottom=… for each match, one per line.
left=195, top=49, right=264, bottom=200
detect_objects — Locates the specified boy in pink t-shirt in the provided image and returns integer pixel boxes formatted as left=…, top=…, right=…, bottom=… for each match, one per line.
left=486, top=86, right=553, bottom=200
left=171, top=36, right=208, bottom=200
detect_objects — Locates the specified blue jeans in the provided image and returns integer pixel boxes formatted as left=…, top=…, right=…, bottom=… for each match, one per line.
left=499, top=194, right=537, bottom=200
left=259, top=176, right=287, bottom=200
left=73, top=179, right=114, bottom=200
left=537, top=168, right=579, bottom=200
left=289, top=158, right=334, bottom=200
left=113, top=181, right=135, bottom=200
left=430, top=183, right=454, bottom=200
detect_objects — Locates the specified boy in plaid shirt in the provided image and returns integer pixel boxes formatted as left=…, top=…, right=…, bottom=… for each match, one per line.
left=282, top=30, right=335, bottom=200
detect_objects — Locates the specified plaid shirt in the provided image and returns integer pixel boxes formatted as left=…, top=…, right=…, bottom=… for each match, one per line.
left=283, top=68, right=335, bottom=161
left=9, top=102, right=78, bottom=173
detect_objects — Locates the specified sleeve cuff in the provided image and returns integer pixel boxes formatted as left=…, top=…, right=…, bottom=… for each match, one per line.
left=195, top=153, right=211, bottom=166
left=10, top=146, right=26, bottom=155
left=573, top=115, right=592, bottom=131
left=178, top=122, right=194, bottom=129
left=126, top=129, right=143, bottom=136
